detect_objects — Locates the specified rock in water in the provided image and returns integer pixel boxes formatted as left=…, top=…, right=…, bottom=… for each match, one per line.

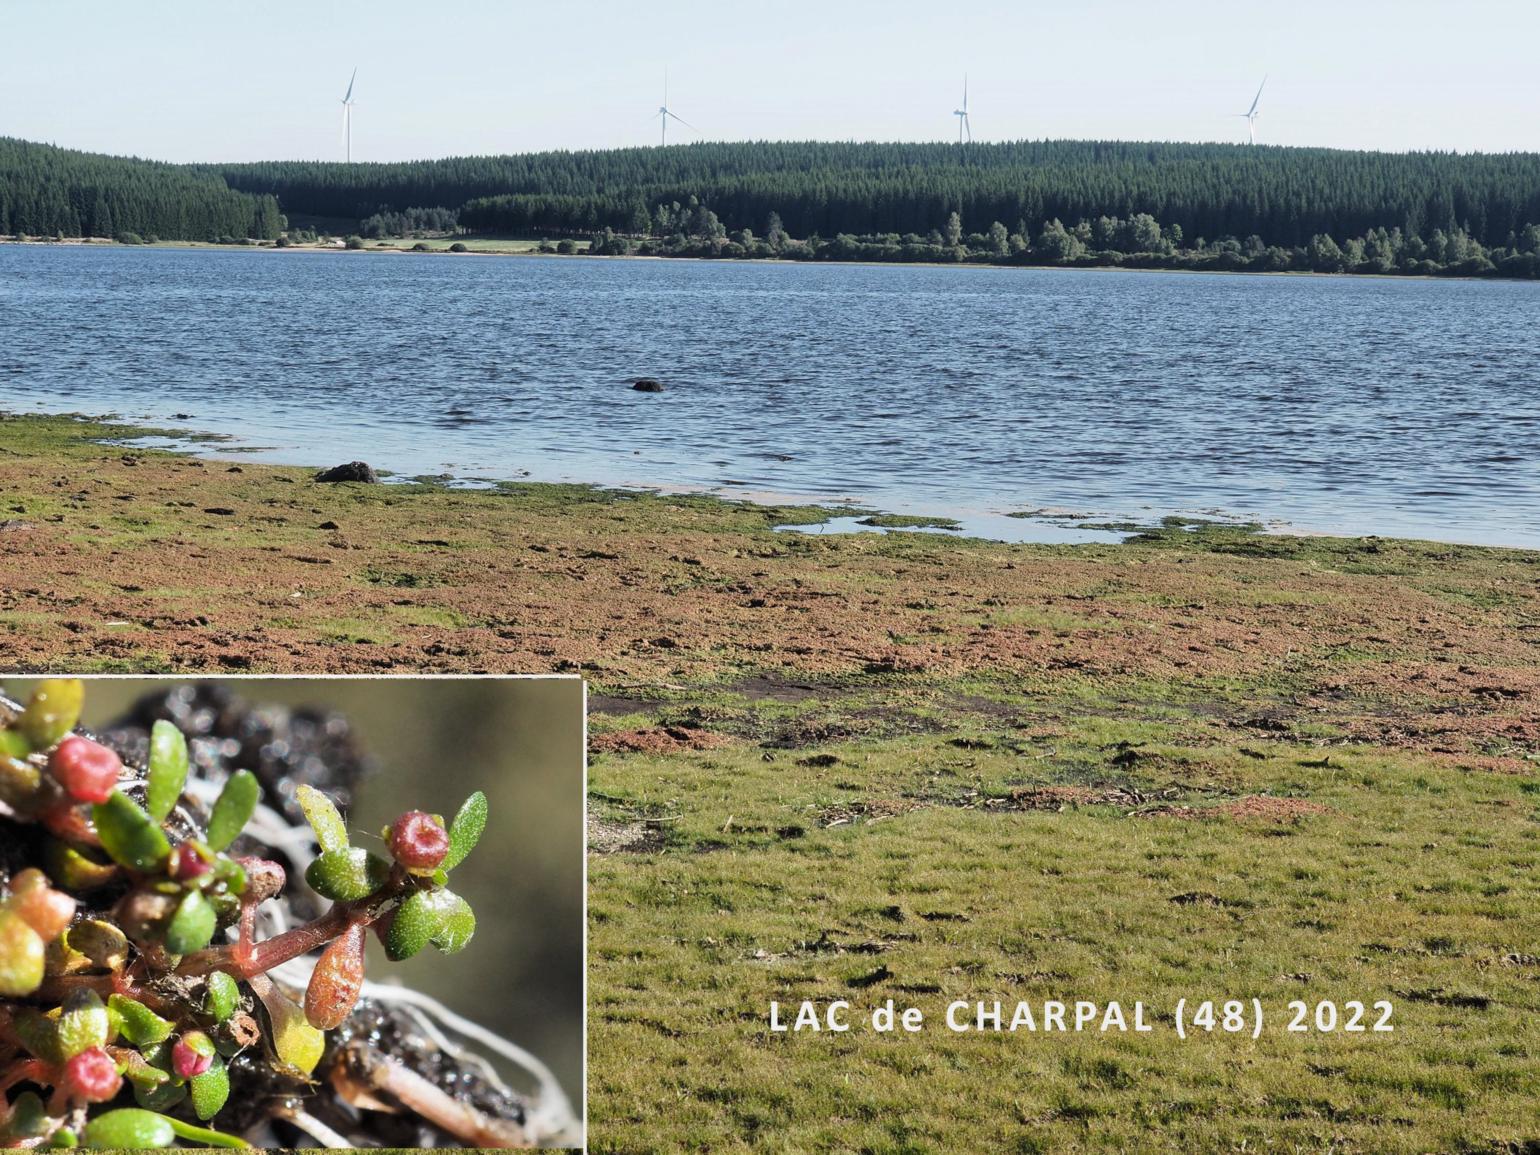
left=632, top=378, right=665, bottom=393
left=315, top=461, right=379, bottom=484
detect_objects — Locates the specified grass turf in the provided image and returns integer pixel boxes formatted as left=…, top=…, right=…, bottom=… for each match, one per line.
left=588, top=697, right=1540, bottom=1153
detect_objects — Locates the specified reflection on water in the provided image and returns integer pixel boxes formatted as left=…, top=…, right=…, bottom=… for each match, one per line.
left=3, top=245, right=1537, bottom=547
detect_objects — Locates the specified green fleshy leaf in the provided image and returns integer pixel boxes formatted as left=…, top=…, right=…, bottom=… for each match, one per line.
left=443, top=790, right=488, bottom=871
left=2, top=1091, right=49, bottom=1139
left=163, top=889, right=217, bottom=955
left=55, top=990, right=110, bottom=1059
left=212, top=856, right=247, bottom=896
left=92, top=790, right=171, bottom=872
left=132, top=1077, right=188, bottom=1112
left=295, top=783, right=349, bottom=853
left=145, top=720, right=189, bottom=822
left=11, top=1008, right=63, bottom=1064
left=206, top=770, right=258, bottom=852
left=131, top=1043, right=188, bottom=1112
left=305, top=847, right=390, bottom=902
left=252, top=979, right=325, bottom=1075
left=81, top=1109, right=176, bottom=1149
left=384, top=889, right=437, bottom=961
left=43, top=839, right=119, bottom=890
left=0, top=908, right=46, bottom=997
left=119, top=1050, right=171, bottom=1090
left=62, top=920, right=129, bottom=972
left=163, top=1117, right=249, bottom=1148
left=0, top=729, right=31, bottom=759
left=0, top=745, right=41, bottom=808
left=109, top=993, right=174, bottom=1046
left=428, top=889, right=476, bottom=954
left=16, top=679, right=83, bottom=750
left=385, top=888, right=475, bottom=960
left=51, top=1127, right=79, bottom=1147
left=189, top=1054, right=230, bottom=1120
left=204, top=971, right=240, bottom=1023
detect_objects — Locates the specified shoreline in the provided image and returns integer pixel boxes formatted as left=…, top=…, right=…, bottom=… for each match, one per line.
left=0, top=410, right=1535, bottom=679
left=8, top=402, right=1531, bottom=553
left=2, top=235, right=1529, bottom=284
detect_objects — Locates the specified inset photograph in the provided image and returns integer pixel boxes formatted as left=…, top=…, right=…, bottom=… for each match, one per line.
left=0, top=676, right=583, bottom=1148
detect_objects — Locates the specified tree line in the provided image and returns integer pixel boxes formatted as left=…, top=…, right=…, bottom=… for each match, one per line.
left=218, top=139, right=1540, bottom=251
left=583, top=205, right=1540, bottom=278
left=5, top=136, right=1540, bottom=276
left=1, top=138, right=280, bottom=241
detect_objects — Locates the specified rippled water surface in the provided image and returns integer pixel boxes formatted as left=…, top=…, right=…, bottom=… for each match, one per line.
left=2, top=245, right=1537, bottom=545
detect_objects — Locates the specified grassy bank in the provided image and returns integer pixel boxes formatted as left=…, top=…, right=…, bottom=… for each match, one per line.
left=589, top=704, right=1539, bottom=1152
left=3, top=412, right=1538, bottom=1150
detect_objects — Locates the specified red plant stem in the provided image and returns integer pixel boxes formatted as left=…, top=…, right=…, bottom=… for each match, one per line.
left=0, top=1058, right=49, bottom=1097
left=38, top=803, right=99, bottom=846
left=178, top=894, right=393, bottom=980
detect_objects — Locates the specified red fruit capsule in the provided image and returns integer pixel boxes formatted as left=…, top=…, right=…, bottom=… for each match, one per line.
left=8, top=868, right=76, bottom=940
left=386, top=811, right=449, bottom=870
left=172, top=843, right=211, bottom=881
left=48, top=736, right=122, bottom=804
left=304, top=922, right=366, bottom=1030
left=61, top=1046, right=122, bottom=1103
left=172, top=1034, right=214, bottom=1079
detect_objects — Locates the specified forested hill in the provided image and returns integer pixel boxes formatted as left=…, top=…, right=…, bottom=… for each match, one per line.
left=214, top=140, right=1540, bottom=248
left=5, top=136, right=1540, bottom=265
left=0, top=137, right=280, bottom=241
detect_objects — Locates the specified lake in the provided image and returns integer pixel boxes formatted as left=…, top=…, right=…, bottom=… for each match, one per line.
left=2, top=244, right=1537, bottom=547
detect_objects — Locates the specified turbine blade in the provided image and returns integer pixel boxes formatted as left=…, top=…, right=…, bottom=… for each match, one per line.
left=344, top=66, right=356, bottom=103
left=1249, top=74, right=1266, bottom=116
left=667, top=110, right=696, bottom=130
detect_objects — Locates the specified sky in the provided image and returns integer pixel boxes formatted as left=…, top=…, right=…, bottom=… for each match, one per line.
left=2, top=0, right=1538, bottom=162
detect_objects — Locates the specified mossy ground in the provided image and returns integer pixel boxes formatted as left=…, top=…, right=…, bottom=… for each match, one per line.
left=3, top=412, right=1538, bottom=1150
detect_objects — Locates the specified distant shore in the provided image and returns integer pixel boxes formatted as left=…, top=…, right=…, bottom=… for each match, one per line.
left=2, top=234, right=1529, bottom=283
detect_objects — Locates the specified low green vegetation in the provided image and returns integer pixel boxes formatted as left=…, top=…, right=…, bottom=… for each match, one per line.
left=587, top=676, right=1540, bottom=1153
left=856, top=514, right=963, bottom=531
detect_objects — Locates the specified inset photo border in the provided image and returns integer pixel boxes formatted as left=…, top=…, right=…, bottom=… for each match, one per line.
left=0, top=675, right=585, bottom=1149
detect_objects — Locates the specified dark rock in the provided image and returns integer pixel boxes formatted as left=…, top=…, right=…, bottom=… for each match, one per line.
left=318, top=520, right=340, bottom=530
left=315, top=461, right=379, bottom=484
left=632, top=378, right=665, bottom=393
left=171, top=412, right=193, bottom=419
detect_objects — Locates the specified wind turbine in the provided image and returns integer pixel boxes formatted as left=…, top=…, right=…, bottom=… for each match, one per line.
left=653, top=69, right=695, bottom=147
left=1236, top=75, right=1265, bottom=144
left=953, top=75, right=971, bottom=144
left=341, top=67, right=357, bottom=162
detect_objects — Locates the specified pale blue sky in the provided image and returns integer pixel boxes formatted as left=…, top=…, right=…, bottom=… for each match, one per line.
left=3, top=0, right=1537, bottom=161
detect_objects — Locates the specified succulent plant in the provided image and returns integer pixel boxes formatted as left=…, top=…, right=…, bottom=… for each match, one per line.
left=0, top=680, right=570, bottom=1148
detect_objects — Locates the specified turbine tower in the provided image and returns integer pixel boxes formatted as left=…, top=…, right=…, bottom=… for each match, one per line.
left=1237, top=75, right=1266, bottom=144
left=653, top=69, right=695, bottom=147
left=341, top=67, right=357, bottom=162
left=953, top=75, right=971, bottom=144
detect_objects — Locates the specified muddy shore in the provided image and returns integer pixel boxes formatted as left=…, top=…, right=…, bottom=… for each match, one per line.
left=0, top=411, right=1533, bottom=765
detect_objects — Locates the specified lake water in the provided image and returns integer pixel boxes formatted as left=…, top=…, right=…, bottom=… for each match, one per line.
left=2, top=244, right=1537, bottom=547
